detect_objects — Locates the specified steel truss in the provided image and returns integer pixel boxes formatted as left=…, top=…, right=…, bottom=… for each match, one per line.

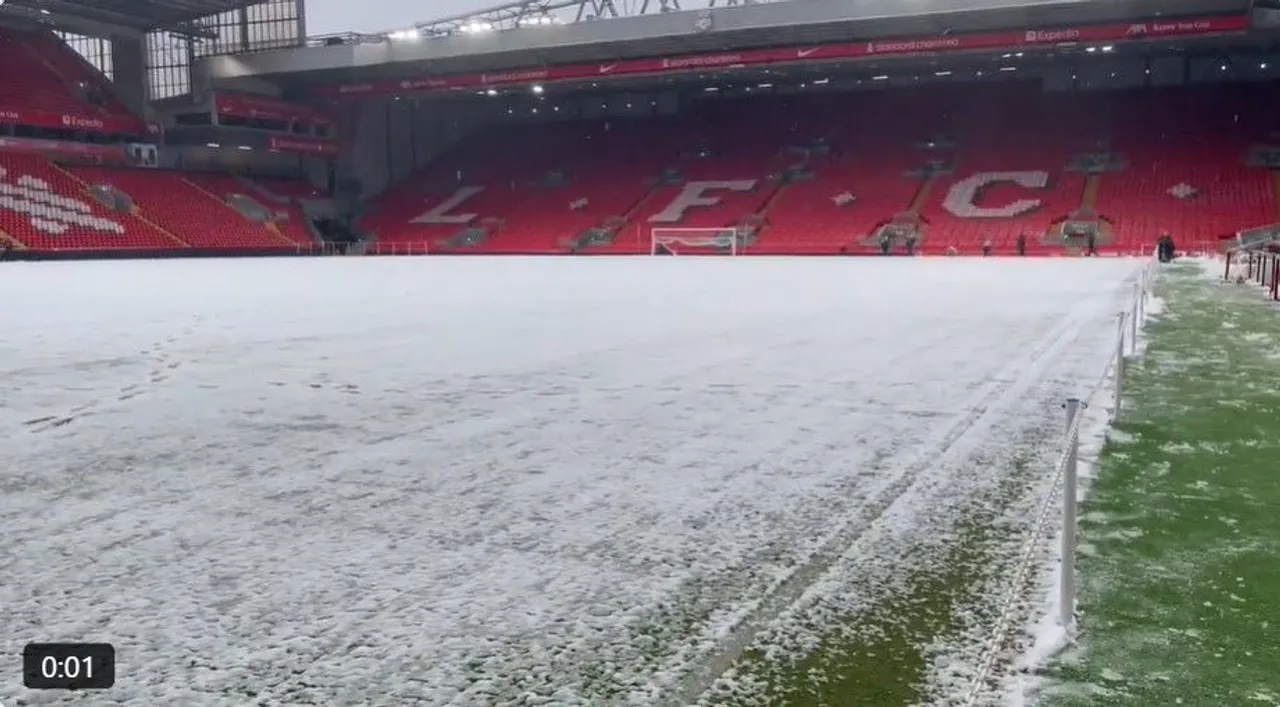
left=410, top=0, right=764, bottom=37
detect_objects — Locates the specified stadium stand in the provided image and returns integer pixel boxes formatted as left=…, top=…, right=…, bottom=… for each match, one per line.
left=68, top=166, right=292, bottom=249
left=0, top=25, right=140, bottom=134
left=351, top=84, right=1276, bottom=257
left=0, top=153, right=182, bottom=251
left=0, top=4, right=1274, bottom=259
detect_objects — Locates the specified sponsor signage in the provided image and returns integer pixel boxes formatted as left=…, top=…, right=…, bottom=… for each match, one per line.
left=268, top=135, right=339, bottom=157
left=0, top=107, right=145, bottom=135
left=0, top=136, right=128, bottom=161
left=318, top=15, right=1248, bottom=97
left=214, top=91, right=332, bottom=130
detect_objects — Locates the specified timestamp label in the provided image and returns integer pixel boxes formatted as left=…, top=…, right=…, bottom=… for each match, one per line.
left=22, top=643, right=115, bottom=690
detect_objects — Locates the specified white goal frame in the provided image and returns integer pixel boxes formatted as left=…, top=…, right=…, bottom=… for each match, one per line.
left=650, top=227, right=741, bottom=255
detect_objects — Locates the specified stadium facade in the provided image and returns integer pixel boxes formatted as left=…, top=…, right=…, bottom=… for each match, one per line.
left=0, top=0, right=1278, bottom=257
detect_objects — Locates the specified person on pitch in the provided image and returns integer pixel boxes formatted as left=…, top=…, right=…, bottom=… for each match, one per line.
left=878, top=231, right=891, bottom=255
left=904, top=232, right=918, bottom=256
left=1016, top=233, right=1027, bottom=256
left=982, top=236, right=993, bottom=257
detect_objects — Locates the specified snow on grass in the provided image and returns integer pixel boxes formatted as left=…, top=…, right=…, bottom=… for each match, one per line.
left=0, top=256, right=1142, bottom=706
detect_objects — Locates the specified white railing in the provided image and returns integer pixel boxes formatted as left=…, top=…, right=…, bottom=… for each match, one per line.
left=962, top=258, right=1155, bottom=705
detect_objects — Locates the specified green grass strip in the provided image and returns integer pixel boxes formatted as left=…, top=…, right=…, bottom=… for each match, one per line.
left=1042, top=262, right=1280, bottom=706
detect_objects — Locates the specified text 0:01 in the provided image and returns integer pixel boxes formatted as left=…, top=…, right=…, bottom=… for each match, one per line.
left=22, top=643, right=116, bottom=690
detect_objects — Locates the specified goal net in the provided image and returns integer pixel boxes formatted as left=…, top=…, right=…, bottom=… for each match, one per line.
left=650, top=227, right=742, bottom=255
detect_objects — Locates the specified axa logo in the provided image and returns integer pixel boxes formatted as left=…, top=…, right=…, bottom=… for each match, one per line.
left=61, top=114, right=105, bottom=130
left=1127, top=23, right=1148, bottom=35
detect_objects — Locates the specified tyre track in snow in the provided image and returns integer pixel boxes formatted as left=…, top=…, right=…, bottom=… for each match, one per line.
left=660, top=295, right=1109, bottom=706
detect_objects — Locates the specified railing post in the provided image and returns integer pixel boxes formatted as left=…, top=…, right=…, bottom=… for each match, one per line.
left=1130, top=284, right=1139, bottom=354
left=1138, top=274, right=1146, bottom=322
left=1224, top=250, right=1232, bottom=281
left=1115, top=312, right=1126, bottom=418
left=1061, top=397, right=1081, bottom=628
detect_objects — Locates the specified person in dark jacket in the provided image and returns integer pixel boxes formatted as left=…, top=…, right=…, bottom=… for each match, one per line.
left=1016, top=233, right=1027, bottom=256
left=1086, top=231, right=1098, bottom=256
left=878, top=232, right=891, bottom=255
left=904, top=233, right=918, bottom=256
left=982, top=236, right=993, bottom=257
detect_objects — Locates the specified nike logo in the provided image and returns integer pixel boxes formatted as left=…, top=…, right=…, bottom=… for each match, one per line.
left=599, top=64, right=617, bottom=73
left=796, top=47, right=820, bottom=58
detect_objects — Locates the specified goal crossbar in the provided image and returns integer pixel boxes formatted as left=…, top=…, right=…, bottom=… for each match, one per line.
left=650, top=227, right=741, bottom=255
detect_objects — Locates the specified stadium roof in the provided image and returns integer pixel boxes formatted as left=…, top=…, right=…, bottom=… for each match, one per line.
left=0, top=0, right=260, bottom=32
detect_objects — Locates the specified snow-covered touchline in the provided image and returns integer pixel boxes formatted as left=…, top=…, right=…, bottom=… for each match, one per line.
left=962, top=259, right=1158, bottom=706
left=662, top=293, right=1115, bottom=705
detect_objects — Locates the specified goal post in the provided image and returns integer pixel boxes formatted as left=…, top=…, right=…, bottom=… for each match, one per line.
left=650, top=227, right=741, bottom=255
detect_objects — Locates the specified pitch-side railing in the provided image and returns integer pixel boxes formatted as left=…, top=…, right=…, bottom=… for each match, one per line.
left=1223, top=248, right=1280, bottom=300
left=962, top=258, right=1156, bottom=705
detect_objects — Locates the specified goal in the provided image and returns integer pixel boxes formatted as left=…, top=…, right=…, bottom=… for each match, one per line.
left=650, top=227, right=742, bottom=255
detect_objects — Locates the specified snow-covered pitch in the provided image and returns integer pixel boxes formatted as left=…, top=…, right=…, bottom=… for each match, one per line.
left=0, top=256, right=1141, bottom=706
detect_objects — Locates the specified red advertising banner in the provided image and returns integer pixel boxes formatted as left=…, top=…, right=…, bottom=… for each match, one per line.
left=214, top=91, right=331, bottom=128
left=317, top=15, right=1249, bottom=97
left=0, top=136, right=128, bottom=162
left=0, top=106, right=146, bottom=135
left=268, top=135, right=339, bottom=157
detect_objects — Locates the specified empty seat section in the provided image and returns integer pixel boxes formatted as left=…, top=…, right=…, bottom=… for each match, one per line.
left=0, top=153, right=179, bottom=251
left=764, top=152, right=921, bottom=254
left=70, top=167, right=288, bottom=249
left=357, top=83, right=1276, bottom=257
left=636, top=155, right=781, bottom=238
left=361, top=125, right=576, bottom=250
left=183, top=173, right=312, bottom=247
left=491, top=166, right=659, bottom=253
left=26, top=30, right=137, bottom=126
left=1097, top=90, right=1275, bottom=252
left=1100, top=146, right=1272, bottom=251
left=918, top=97, right=1097, bottom=253
left=0, top=28, right=89, bottom=116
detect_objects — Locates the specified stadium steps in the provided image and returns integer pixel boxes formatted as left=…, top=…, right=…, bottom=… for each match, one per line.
left=181, top=177, right=294, bottom=246
left=1081, top=174, right=1101, bottom=210
left=0, top=228, right=28, bottom=250
left=757, top=179, right=790, bottom=217
left=745, top=179, right=789, bottom=243
left=50, top=162, right=191, bottom=248
left=907, top=178, right=934, bottom=212
left=263, top=220, right=297, bottom=246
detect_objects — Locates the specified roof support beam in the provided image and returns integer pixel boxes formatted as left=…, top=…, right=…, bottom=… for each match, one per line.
left=0, top=3, right=143, bottom=38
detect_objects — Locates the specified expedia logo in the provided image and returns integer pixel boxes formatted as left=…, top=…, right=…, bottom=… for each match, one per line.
left=61, top=114, right=105, bottom=130
left=1024, top=28, right=1080, bottom=43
